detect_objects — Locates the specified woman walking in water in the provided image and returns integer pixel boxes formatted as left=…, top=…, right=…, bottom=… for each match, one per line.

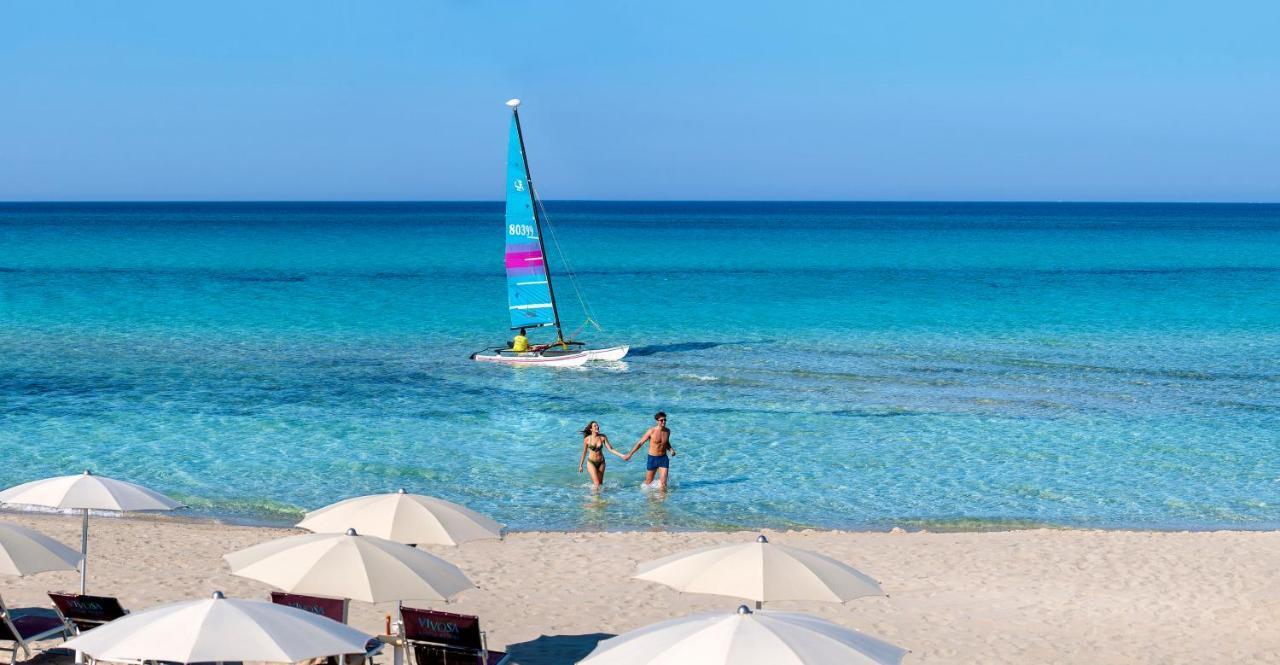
left=578, top=421, right=625, bottom=489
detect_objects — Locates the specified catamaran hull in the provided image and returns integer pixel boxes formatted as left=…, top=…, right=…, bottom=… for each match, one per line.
left=469, top=345, right=626, bottom=366
left=584, top=345, right=629, bottom=361
left=471, top=351, right=590, bottom=367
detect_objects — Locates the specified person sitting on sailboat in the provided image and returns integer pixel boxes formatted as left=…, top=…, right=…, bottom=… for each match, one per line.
left=512, top=328, right=529, bottom=353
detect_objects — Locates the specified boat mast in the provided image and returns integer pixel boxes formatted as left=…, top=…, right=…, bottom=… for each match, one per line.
left=510, top=103, right=566, bottom=344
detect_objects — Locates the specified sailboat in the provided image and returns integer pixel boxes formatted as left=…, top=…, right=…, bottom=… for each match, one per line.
left=470, top=99, right=630, bottom=367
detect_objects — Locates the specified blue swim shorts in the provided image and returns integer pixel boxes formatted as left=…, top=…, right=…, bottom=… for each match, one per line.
left=646, top=454, right=670, bottom=471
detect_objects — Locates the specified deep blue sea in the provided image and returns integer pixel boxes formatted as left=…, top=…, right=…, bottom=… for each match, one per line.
left=1, top=202, right=1278, bottom=531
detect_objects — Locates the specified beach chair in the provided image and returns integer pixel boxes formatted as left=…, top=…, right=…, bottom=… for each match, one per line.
left=269, top=591, right=349, bottom=623
left=269, top=592, right=382, bottom=664
left=47, top=592, right=129, bottom=634
left=400, top=606, right=508, bottom=665
left=0, top=593, right=70, bottom=662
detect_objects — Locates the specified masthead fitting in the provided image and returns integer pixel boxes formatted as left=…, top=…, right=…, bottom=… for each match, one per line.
left=397, top=488, right=407, bottom=495
left=736, top=605, right=752, bottom=615
left=345, top=528, right=358, bottom=537
left=756, top=534, right=768, bottom=543
left=83, top=470, right=92, bottom=476
left=505, top=99, right=521, bottom=108
left=212, top=591, right=225, bottom=600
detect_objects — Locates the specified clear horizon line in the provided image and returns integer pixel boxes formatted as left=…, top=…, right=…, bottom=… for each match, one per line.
left=3, top=198, right=1279, bottom=205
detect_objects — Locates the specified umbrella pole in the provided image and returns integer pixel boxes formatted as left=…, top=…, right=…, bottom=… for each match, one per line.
left=80, top=508, right=89, bottom=595
left=75, top=509, right=89, bottom=665
left=394, top=601, right=405, bottom=665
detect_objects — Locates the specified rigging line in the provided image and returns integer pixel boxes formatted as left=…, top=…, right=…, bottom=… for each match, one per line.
left=534, top=196, right=588, bottom=316
left=534, top=195, right=603, bottom=332
left=567, top=319, right=591, bottom=342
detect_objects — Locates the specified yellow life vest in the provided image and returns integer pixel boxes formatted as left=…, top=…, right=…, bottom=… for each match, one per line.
left=512, top=335, right=529, bottom=352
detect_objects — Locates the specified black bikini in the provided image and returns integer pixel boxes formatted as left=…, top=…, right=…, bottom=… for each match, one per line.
left=586, top=437, right=605, bottom=471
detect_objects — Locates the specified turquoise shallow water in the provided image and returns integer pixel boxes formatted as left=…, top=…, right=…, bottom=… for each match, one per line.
left=1, top=202, right=1278, bottom=530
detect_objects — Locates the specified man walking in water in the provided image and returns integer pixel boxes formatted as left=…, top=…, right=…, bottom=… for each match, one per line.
left=624, top=412, right=676, bottom=489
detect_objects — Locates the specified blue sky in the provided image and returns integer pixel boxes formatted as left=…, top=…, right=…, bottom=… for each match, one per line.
left=2, top=1, right=1277, bottom=201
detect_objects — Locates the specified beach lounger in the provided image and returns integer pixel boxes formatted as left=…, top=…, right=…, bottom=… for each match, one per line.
left=400, top=606, right=508, bottom=665
left=0, top=593, right=70, bottom=662
left=269, top=591, right=349, bottom=623
left=47, top=592, right=129, bottom=634
left=269, top=592, right=382, bottom=664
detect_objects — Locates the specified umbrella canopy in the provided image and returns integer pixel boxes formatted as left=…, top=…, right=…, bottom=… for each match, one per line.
left=0, top=522, right=82, bottom=577
left=225, top=528, right=474, bottom=603
left=581, top=606, right=907, bottom=665
left=62, top=591, right=372, bottom=664
left=0, top=471, right=181, bottom=594
left=0, top=471, right=180, bottom=512
left=297, top=489, right=504, bottom=546
left=633, top=535, right=884, bottom=606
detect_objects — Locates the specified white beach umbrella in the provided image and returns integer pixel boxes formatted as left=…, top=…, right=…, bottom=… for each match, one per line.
left=62, top=591, right=372, bottom=664
left=225, top=528, right=474, bottom=603
left=298, top=489, right=504, bottom=546
left=580, top=605, right=907, bottom=665
left=0, top=522, right=82, bottom=577
left=0, top=470, right=181, bottom=593
left=633, top=535, right=884, bottom=608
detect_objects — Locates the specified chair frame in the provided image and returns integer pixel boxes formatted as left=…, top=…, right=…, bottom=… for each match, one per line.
left=400, top=606, right=508, bottom=665
left=0, top=593, right=70, bottom=662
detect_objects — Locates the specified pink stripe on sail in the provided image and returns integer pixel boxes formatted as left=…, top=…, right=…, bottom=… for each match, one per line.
left=505, top=250, right=543, bottom=269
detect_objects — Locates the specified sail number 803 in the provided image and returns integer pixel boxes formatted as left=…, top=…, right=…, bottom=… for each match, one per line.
left=508, top=224, right=537, bottom=237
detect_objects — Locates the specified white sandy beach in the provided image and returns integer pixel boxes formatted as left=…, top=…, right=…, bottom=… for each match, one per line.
left=2, top=513, right=1279, bottom=664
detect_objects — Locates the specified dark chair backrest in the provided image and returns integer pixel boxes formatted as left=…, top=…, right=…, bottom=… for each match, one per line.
left=0, top=601, right=17, bottom=643
left=269, top=592, right=348, bottom=624
left=3, top=593, right=71, bottom=660
left=401, top=607, right=488, bottom=665
left=47, top=593, right=128, bottom=631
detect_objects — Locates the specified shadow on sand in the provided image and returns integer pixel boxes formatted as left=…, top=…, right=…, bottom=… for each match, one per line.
left=505, top=633, right=614, bottom=664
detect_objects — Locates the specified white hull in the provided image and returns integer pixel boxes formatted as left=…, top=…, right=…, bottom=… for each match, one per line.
left=470, top=344, right=627, bottom=367
left=584, top=345, right=629, bottom=361
left=471, top=350, right=590, bottom=367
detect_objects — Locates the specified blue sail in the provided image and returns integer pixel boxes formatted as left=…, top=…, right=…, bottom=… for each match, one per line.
left=504, top=113, right=556, bottom=330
